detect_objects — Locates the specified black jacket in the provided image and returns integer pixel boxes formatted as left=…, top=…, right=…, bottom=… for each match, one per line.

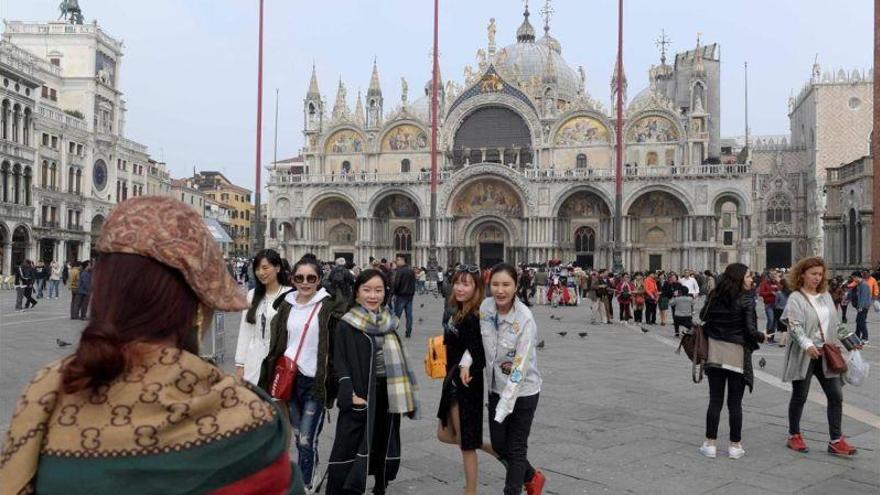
left=392, top=266, right=415, bottom=296
left=258, top=288, right=348, bottom=408
left=661, top=281, right=685, bottom=299
left=327, top=319, right=403, bottom=494
left=701, top=293, right=764, bottom=391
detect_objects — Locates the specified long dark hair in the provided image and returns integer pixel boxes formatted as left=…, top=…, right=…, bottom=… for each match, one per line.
left=246, top=249, right=288, bottom=324
left=709, top=262, right=750, bottom=305
left=292, top=255, right=323, bottom=288
left=62, top=253, right=201, bottom=393
left=349, top=268, right=388, bottom=310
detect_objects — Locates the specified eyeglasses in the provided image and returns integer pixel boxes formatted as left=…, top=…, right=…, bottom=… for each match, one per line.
left=293, top=274, right=319, bottom=284
left=457, top=265, right=480, bottom=274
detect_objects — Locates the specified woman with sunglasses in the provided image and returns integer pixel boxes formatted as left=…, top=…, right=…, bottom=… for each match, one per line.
left=259, top=255, right=349, bottom=492
left=327, top=269, right=419, bottom=495
left=437, top=265, right=497, bottom=494
left=235, top=249, right=291, bottom=385
left=476, top=263, right=545, bottom=495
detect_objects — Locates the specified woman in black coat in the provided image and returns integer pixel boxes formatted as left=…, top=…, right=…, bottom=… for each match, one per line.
left=699, top=262, right=766, bottom=460
left=437, top=266, right=496, bottom=494
left=327, top=269, right=419, bottom=495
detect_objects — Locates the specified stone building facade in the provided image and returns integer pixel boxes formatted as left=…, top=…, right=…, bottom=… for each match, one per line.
left=823, top=155, right=873, bottom=274
left=268, top=5, right=756, bottom=272
left=1, top=13, right=154, bottom=274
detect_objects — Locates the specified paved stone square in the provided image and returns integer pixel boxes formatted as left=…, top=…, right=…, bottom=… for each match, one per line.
left=1, top=289, right=878, bottom=494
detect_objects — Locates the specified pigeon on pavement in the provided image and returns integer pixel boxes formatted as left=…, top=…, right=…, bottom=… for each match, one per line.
left=578, top=332, right=588, bottom=338
left=557, top=331, right=567, bottom=337
left=56, top=338, right=72, bottom=348
left=536, top=340, right=545, bottom=349
left=758, top=357, right=767, bottom=369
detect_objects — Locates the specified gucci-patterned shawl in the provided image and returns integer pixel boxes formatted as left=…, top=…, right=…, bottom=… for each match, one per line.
left=0, top=345, right=294, bottom=495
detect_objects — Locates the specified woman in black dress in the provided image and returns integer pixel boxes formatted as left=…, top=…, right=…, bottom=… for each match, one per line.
left=437, top=266, right=497, bottom=494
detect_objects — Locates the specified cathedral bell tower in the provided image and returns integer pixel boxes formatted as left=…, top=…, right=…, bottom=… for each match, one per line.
left=366, top=59, right=383, bottom=129
left=304, top=64, right=324, bottom=146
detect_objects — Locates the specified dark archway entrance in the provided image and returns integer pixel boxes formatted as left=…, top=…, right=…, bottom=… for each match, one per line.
left=452, top=106, right=532, bottom=166
left=766, top=242, right=792, bottom=270
left=12, top=225, right=29, bottom=267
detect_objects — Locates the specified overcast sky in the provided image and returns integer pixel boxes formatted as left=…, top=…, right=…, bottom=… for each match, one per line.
left=1, top=0, right=873, bottom=192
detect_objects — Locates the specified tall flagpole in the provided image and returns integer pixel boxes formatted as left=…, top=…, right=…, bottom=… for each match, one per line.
left=252, top=0, right=265, bottom=254
left=429, top=0, right=439, bottom=269
left=612, top=0, right=624, bottom=274
left=744, top=61, right=749, bottom=151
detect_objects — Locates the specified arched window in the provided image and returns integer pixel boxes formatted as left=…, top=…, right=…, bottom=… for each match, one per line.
left=393, top=226, right=413, bottom=252
left=23, top=166, right=31, bottom=205
left=574, top=226, right=596, bottom=252
left=22, top=109, right=30, bottom=146
left=12, top=164, right=20, bottom=204
left=848, top=209, right=859, bottom=264
left=0, top=162, right=8, bottom=202
left=0, top=100, right=9, bottom=140
left=401, top=159, right=411, bottom=173
left=576, top=154, right=587, bottom=169
left=75, top=169, right=82, bottom=194
left=68, top=167, right=75, bottom=193
left=765, top=195, right=792, bottom=224
left=41, top=160, right=48, bottom=188
left=50, top=162, right=57, bottom=189
left=11, top=104, right=20, bottom=143
left=341, top=161, right=351, bottom=173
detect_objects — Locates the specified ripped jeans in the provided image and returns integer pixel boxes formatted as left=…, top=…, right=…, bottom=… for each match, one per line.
left=289, top=373, right=326, bottom=488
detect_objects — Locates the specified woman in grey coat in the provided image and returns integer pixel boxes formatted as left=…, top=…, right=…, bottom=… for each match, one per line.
left=780, top=257, right=857, bottom=456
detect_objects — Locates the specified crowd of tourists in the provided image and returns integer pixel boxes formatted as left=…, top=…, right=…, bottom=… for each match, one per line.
left=0, top=195, right=877, bottom=494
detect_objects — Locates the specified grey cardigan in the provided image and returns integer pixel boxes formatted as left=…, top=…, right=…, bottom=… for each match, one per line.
left=780, top=290, right=843, bottom=382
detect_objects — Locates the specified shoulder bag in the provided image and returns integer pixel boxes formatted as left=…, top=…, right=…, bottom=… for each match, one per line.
left=676, top=296, right=709, bottom=383
left=270, top=302, right=322, bottom=400
left=799, top=291, right=847, bottom=374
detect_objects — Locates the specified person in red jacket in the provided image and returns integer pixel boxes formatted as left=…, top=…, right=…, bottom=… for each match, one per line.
left=757, top=270, right=780, bottom=343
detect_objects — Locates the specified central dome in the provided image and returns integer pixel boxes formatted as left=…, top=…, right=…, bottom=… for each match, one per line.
left=493, top=7, right=581, bottom=102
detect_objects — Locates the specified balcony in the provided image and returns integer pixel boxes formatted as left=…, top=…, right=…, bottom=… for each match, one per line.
left=66, top=224, right=84, bottom=232
left=270, top=170, right=452, bottom=186
left=0, top=141, right=36, bottom=162
left=38, top=220, right=59, bottom=229
left=0, top=202, right=34, bottom=221
left=827, top=158, right=869, bottom=184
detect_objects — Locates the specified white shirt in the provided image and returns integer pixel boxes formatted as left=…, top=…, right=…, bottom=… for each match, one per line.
left=235, top=285, right=291, bottom=385
left=806, top=292, right=831, bottom=347
left=681, top=276, right=700, bottom=296
left=283, top=288, right=329, bottom=377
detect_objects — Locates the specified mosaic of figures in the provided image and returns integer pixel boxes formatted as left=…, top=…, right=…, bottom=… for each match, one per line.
left=629, top=191, right=688, bottom=217
left=626, top=116, right=679, bottom=143
left=328, top=223, right=355, bottom=244
left=477, top=225, right=505, bottom=242
left=558, top=191, right=611, bottom=217
left=381, top=125, right=428, bottom=152
left=325, top=130, right=363, bottom=154
left=452, top=179, right=523, bottom=217
left=313, top=198, right=357, bottom=219
left=375, top=194, right=420, bottom=218
left=554, top=116, right=610, bottom=146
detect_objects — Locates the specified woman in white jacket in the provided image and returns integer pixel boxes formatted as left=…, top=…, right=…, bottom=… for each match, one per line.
left=235, top=249, right=291, bottom=385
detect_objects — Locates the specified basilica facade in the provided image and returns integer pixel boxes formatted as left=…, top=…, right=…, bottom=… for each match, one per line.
left=266, top=4, right=871, bottom=272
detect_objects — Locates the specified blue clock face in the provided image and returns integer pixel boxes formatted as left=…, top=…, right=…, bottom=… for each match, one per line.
left=93, top=159, right=107, bottom=190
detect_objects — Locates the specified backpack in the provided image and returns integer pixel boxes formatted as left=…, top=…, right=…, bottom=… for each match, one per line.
left=424, top=335, right=447, bottom=379
left=328, top=266, right=352, bottom=299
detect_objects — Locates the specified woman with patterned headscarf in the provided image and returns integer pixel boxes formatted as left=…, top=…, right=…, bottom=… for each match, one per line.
left=0, top=196, right=301, bottom=494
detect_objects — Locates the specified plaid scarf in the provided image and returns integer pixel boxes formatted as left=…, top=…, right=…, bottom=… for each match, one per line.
left=342, top=306, right=419, bottom=417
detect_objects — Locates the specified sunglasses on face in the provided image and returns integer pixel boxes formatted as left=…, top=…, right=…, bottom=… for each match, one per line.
left=457, top=264, right=480, bottom=274
left=293, top=274, right=319, bottom=284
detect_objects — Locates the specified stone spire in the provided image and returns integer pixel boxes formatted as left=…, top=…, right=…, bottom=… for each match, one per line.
left=307, top=63, right=321, bottom=98
left=331, top=78, right=350, bottom=121
left=516, top=1, right=536, bottom=43
left=692, top=33, right=705, bottom=77
left=542, top=50, right=557, bottom=84
left=368, top=58, right=382, bottom=97
left=354, top=90, right=365, bottom=126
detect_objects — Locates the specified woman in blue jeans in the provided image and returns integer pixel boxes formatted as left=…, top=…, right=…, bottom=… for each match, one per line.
left=259, top=255, right=349, bottom=492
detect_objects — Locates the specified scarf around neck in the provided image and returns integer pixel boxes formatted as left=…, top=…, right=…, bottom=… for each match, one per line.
left=342, top=305, right=398, bottom=336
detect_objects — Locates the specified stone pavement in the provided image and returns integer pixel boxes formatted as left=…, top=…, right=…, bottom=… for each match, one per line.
left=1, top=288, right=878, bottom=494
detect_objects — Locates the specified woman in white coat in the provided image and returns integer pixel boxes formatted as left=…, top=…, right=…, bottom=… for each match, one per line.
left=234, top=249, right=291, bottom=385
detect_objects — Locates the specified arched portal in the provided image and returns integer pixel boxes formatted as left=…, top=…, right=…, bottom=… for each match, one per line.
left=12, top=225, right=29, bottom=268
left=448, top=177, right=526, bottom=265
left=557, top=189, right=611, bottom=268
left=313, top=197, right=357, bottom=262
left=452, top=106, right=532, bottom=166
left=373, top=193, right=420, bottom=264
left=627, top=191, right=688, bottom=271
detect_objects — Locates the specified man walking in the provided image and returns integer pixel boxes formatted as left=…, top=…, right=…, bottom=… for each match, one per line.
left=14, top=260, right=33, bottom=312
left=851, top=271, right=871, bottom=344
left=68, top=261, right=81, bottom=319
left=49, top=260, right=62, bottom=299
left=34, top=261, right=47, bottom=299
left=76, top=261, right=92, bottom=320
left=391, top=255, right=416, bottom=338
left=758, top=270, right=780, bottom=343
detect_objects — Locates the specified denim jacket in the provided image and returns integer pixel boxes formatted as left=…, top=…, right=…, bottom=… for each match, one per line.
left=461, top=297, right=541, bottom=423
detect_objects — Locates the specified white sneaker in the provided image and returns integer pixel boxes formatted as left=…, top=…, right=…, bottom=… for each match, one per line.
left=728, top=444, right=745, bottom=459
left=700, top=441, right=717, bottom=458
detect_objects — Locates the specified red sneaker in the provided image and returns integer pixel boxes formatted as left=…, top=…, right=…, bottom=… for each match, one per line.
left=827, top=437, right=857, bottom=456
left=524, top=470, right=546, bottom=495
left=786, top=433, right=809, bottom=452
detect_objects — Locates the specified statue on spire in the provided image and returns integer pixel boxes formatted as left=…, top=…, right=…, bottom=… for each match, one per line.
left=487, top=18, right=497, bottom=55
left=58, top=0, right=84, bottom=25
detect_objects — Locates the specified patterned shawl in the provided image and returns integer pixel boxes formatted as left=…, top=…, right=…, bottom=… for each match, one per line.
left=0, top=345, right=293, bottom=495
left=342, top=306, right=420, bottom=417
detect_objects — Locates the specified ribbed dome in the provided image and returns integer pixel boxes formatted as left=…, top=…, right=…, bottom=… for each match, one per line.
left=495, top=40, right=580, bottom=102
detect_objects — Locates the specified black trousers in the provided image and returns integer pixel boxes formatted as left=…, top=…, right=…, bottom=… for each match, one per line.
left=705, top=367, right=746, bottom=443
left=488, top=392, right=538, bottom=495
left=369, top=377, right=391, bottom=495
left=633, top=306, right=643, bottom=323
left=673, top=315, right=693, bottom=335
left=789, top=356, right=843, bottom=440
left=644, top=300, right=657, bottom=324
